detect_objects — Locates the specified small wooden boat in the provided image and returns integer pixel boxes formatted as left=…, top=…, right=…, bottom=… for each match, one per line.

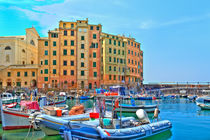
left=196, top=96, right=210, bottom=110
left=106, top=103, right=157, bottom=113
left=0, top=92, right=19, bottom=104
left=137, top=96, right=156, bottom=100
left=0, top=100, right=68, bottom=130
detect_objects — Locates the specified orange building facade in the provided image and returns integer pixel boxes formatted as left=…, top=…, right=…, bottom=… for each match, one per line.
left=37, top=19, right=102, bottom=89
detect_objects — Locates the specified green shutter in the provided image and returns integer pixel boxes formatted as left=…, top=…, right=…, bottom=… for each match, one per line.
left=93, top=52, right=96, bottom=58
left=45, top=41, right=48, bottom=46
left=53, top=60, right=56, bottom=65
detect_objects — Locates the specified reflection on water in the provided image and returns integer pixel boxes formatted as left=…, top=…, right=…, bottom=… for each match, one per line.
left=0, top=98, right=210, bottom=140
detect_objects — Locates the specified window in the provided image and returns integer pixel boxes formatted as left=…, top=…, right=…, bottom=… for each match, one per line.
left=131, top=51, right=133, bottom=55
left=109, top=39, right=112, bottom=44
left=120, top=59, right=123, bottom=64
left=90, top=26, right=93, bottom=30
left=109, top=66, right=112, bottom=71
left=81, top=53, right=84, bottom=58
left=109, top=75, right=112, bottom=80
left=53, top=60, right=56, bottom=65
left=93, top=52, right=96, bottom=58
left=64, top=30, right=67, bottom=36
left=109, top=57, right=112, bottom=62
left=24, top=72, right=28, bottom=77
left=71, top=24, right=74, bottom=28
left=71, top=31, right=74, bottom=36
left=93, top=34, right=96, bottom=39
left=114, top=67, right=116, bottom=71
left=71, top=70, right=74, bottom=75
left=119, top=67, right=121, bottom=72
left=8, top=72, right=11, bottom=77
left=44, top=77, right=48, bottom=81
left=114, top=75, right=116, bottom=80
left=131, top=42, right=133, bottom=46
left=71, top=50, right=74, bottom=55
left=128, top=40, right=130, bottom=45
left=25, top=81, right=27, bottom=85
left=109, top=48, right=112, bottom=53
left=64, top=40, right=67, bottom=46
left=81, top=36, right=85, bottom=40
left=94, top=72, right=97, bottom=77
left=63, top=60, right=67, bottom=66
left=5, top=46, right=11, bottom=50
left=45, top=41, right=48, bottom=46
left=40, top=70, right=43, bottom=74
left=122, top=42, right=125, bottom=47
left=44, top=69, right=48, bottom=74
left=81, top=62, right=84, bottom=67
left=114, top=40, right=116, bottom=45
left=97, top=26, right=100, bottom=30
left=63, top=49, right=67, bottom=55
left=30, top=40, right=35, bottom=46
left=128, top=59, right=130, bottom=64
left=128, top=50, right=130, bottom=54
left=63, top=70, right=67, bottom=75
left=71, top=40, right=74, bottom=46
left=89, top=83, right=92, bottom=89
left=53, top=51, right=56, bottom=56
left=93, top=62, right=96, bottom=67
left=114, top=57, right=116, bottom=62
left=53, top=41, right=56, bottom=46
left=45, top=50, right=48, bottom=55
left=53, top=69, right=56, bottom=74
left=63, top=23, right=66, bottom=28
left=114, top=49, right=116, bottom=54
left=118, top=50, right=120, bottom=55
left=81, top=71, right=85, bottom=76
left=45, top=60, right=48, bottom=65
left=17, top=72, right=20, bottom=77
left=32, top=72, right=35, bottom=77
left=71, top=61, right=74, bottom=66
left=81, top=44, right=84, bottom=49
left=41, top=61, right=43, bottom=65
left=51, top=33, right=58, bottom=38
left=118, top=41, right=121, bottom=46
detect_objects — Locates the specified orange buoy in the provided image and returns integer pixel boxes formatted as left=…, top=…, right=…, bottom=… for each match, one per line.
left=56, top=109, right=62, bottom=117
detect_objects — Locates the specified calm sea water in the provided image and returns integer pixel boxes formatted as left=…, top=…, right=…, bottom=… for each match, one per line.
left=0, top=98, right=210, bottom=140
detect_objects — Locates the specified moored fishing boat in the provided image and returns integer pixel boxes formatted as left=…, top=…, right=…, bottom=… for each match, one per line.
left=0, top=99, right=68, bottom=130
left=196, top=96, right=210, bottom=110
left=106, top=102, right=157, bottom=113
left=0, top=92, right=19, bottom=104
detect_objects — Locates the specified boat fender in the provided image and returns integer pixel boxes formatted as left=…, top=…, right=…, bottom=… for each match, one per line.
left=97, top=126, right=108, bottom=139
left=153, top=107, right=159, bottom=118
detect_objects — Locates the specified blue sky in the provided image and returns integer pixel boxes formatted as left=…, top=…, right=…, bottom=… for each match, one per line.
left=1, top=0, right=210, bottom=83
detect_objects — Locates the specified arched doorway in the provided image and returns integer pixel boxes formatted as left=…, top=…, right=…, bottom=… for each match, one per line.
left=31, top=79, right=37, bottom=87
left=7, top=79, right=12, bottom=87
left=0, top=79, right=2, bottom=88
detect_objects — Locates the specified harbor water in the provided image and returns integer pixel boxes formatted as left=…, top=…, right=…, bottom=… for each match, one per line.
left=0, top=98, right=210, bottom=140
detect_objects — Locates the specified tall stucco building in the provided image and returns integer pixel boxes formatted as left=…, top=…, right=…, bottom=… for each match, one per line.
left=38, top=19, right=102, bottom=89
left=0, top=27, right=39, bottom=88
left=100, top=33, right=143, bottom=87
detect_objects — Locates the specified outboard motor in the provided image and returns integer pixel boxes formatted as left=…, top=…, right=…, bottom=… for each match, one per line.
left=136, top=109, right=150, bottom=124
left=29, top=112, right=42, bottom=130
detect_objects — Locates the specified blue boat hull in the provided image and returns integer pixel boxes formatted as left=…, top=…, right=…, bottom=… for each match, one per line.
left=60, top=120, right=172, bottom=140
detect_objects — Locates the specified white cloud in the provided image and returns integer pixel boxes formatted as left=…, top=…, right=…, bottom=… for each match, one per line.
left=139, top=14, right=210, bottom=29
